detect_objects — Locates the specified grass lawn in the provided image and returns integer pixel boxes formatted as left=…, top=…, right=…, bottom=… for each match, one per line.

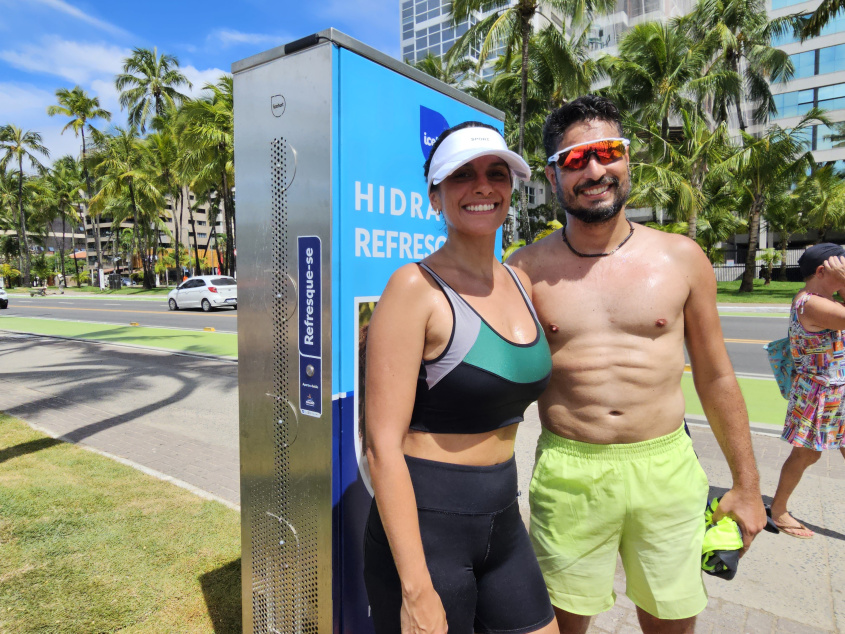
left=716, top=279, right=801, bottom=304
left=0, top=317, right=237, bottom=358
left=0, top=414, right=241, bottom=633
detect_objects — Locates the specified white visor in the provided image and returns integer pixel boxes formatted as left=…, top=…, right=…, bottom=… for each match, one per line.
left=427, top=127, right=531, bottom=190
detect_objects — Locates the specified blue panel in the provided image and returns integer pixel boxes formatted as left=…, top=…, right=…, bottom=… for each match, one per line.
left=298, top=236, right=322, bottom=417
left=333, top=47, right=503, bottom=633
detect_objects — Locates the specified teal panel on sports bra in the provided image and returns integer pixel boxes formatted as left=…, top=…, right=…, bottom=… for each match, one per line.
left=462, top=320, right=552, bottom=384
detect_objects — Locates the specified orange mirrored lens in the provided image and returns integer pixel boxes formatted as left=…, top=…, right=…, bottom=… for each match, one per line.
left=559, top=140, right=626, bottom=170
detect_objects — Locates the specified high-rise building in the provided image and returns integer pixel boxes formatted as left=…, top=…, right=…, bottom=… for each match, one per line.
left=763, top=1, right=845, bottom=174
left=400, top=0, right=565, bottom=80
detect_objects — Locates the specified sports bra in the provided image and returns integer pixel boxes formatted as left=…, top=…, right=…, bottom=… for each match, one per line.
left=408, top=262, right=552, bottom=434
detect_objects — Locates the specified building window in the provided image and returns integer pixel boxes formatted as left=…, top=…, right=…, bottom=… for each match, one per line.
left=772, top=88, right=815, bottom=119
left=774, top=11, right=845, bottom=45
left=771, top=0, right=808, bottom=9
left=198, top=233, right=207, bottom=239
left=817, top=82, right=845, bottom=111
left=818, top=43, right=845, bottom=75
left=526, top=186, right=536, bottom=205
left=198, top=220, right=207, bottom=226
left=815, top=124, right=841, bottom=150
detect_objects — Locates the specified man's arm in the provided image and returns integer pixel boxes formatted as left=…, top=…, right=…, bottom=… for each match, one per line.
left=681, top=239, right=767, bottom=550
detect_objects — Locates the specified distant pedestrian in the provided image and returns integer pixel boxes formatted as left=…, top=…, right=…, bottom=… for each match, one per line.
left=770, top=243, right=845, bottom=538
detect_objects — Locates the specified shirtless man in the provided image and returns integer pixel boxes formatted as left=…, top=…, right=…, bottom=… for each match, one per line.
left=509, top=95, right=767, bottom=634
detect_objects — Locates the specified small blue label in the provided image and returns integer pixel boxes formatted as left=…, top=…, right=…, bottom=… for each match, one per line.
left=298, top=235, right=322, bottom=417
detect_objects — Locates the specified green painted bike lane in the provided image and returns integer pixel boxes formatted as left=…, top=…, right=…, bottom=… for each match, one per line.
left=0, top=316, right=237, bottom=359
left=1, top=316, right=784, bottom=426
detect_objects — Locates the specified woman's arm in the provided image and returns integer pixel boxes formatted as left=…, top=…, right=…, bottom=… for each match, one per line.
left=801, top=256, right=845, bottom=331
left=365, top=264, right=448, bottom=634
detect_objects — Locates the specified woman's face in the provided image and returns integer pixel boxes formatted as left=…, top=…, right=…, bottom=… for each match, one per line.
left=429, top=154, right=513, bottom=237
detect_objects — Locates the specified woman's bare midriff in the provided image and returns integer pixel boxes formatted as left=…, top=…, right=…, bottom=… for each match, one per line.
left=402, top=424, right=519, bottom=466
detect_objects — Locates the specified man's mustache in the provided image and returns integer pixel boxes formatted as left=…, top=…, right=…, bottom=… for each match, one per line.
left=575, top=176, right=619, bottom=195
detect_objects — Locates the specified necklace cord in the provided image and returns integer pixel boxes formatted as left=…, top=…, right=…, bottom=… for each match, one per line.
left=561, top=219, right=635, bottom=258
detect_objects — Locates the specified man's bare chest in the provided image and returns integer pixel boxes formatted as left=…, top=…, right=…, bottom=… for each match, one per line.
left=532, top=264, right=688, bottom=342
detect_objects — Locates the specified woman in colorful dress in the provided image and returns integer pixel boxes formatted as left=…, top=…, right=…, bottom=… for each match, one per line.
left=770, top=243, right=845, bottom=538
left=362, top=122, right=557, bottom=634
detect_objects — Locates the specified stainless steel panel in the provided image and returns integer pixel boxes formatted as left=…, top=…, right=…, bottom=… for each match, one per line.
left=235, top=42, right=334, bottom=633
left=232, top=28, right=504, bottom=121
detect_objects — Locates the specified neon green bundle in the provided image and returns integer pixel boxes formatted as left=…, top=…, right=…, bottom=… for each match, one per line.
left=702, top=497, right=743, bottom=580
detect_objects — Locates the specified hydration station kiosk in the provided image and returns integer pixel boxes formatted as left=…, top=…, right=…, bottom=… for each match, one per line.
left=233, top=30, right=505, bottom=633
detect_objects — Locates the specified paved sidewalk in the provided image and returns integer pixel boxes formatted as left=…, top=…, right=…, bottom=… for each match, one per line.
left=2, top=332, right=843, bottom=632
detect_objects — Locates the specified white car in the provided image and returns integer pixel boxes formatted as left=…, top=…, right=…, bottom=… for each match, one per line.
left=0, top=287, right=7, bottom=309
left=167, top=275, right=237, bottom=312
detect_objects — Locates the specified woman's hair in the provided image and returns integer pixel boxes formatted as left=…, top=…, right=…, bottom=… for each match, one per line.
left=422, top=121, right=502, bottom=187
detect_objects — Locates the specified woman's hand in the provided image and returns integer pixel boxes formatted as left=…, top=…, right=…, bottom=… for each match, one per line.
left=400, top=584, right=448, bottom=634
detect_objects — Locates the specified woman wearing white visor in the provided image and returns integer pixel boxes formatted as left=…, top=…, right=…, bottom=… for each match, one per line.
left=363, top=122, right=557, bottom=634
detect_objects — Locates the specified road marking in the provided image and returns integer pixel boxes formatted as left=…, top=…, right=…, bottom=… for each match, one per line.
left=9, top=304, right=236, bottom=317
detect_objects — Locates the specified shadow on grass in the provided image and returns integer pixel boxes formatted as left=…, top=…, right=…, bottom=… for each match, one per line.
left=0, top=436, right=62, bottom=464
left=0, top=333, right=237, bottom=449
left=200, top=558, right=242, bottom=633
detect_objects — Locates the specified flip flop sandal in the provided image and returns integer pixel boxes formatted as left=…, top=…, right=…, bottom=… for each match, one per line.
left=773, top=516, right=814, bottom=539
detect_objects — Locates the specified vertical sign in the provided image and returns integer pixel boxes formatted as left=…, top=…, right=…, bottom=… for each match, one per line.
left=298, top=235, right=322, bottom=417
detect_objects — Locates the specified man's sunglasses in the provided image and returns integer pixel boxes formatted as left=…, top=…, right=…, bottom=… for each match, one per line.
left=547, top=138, right=630, bottom=171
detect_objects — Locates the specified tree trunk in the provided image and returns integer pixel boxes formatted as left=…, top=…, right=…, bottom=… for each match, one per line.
left=81, top=130, right=103, bottom=286
left=221, top=170, right=235, bottom=276
left=730, top=53, right=746, bottom=132
left=780, top=237, right=788, bottom=280
left=59, top=212, right=67, bottom=280
left=188, top=205, right=201, bottom=275
left=174, top=186, right=184, bottom=278
left=17, top=156, right=31, bottom=286
left=739, top=194, right=763, bottom=292
left=517, top=14, right=532, bottom=244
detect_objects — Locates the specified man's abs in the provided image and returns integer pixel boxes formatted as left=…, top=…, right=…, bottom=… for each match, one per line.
left=538, top=335, right=688, bottom=444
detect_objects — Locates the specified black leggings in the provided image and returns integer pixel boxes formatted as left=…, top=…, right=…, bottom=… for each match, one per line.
left=363, top=455, right=554, bottom=634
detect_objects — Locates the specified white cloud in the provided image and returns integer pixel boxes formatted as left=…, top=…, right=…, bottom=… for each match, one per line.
left=0, top=82, right=56, bottom=119
left=0, top=36, right=130, bottom=85
left=207, top=28, right=287, bottom=49
left=0, top=84, right=87, bottom=167
left=181, top=65, right=229, bottom=98
left=28, top=0, right=129, bottom=37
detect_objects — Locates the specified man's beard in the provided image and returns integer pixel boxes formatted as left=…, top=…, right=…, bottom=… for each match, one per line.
left=557, top=169, right=631, bottom=224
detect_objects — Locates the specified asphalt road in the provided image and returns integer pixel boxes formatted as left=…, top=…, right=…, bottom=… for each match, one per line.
left=0, top=331, right=240, bottom=503
left=2, top=294, right=237, bottom=333
left=1, top=294, right=788, bottom=375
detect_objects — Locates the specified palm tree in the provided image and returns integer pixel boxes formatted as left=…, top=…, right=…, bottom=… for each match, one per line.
left=178, top=76, right=235, bottom=275
left=412, top=52, right=475, bottom=87
left=47, top=86, right=111, bottom=282
left=763, top=180, right=809, bottom=279
left=602, top=22, right=738, bottom=139
left=115, top=47, right=191, bottom=133
left=89, top=126, right=164, bottom=288
left=801, top=0, right=844, bottom=39
left=449, top=0, right=614, bottom=244
left=0, top=125, right=49, bottom=286
left=682, top=0, right=797, bottom=131
left=711, top=109, right=825, bottom=292
left=802, top=163, right=845, bottom=243
left=43, top=156, right=84, bottom=281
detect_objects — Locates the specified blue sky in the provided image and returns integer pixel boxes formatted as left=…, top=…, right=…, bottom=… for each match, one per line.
left=0, top=0, right=400, bottom=164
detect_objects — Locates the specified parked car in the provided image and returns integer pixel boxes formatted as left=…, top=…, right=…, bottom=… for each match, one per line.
left=121, top=277, right=135, bottom=286
left=0, top=287, right=7, bottom=309
left=167, top=275, right=237, bottom=312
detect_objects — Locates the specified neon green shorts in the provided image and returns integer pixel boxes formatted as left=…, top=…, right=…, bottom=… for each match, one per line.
left=529, top=425, right=709, bottom=620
